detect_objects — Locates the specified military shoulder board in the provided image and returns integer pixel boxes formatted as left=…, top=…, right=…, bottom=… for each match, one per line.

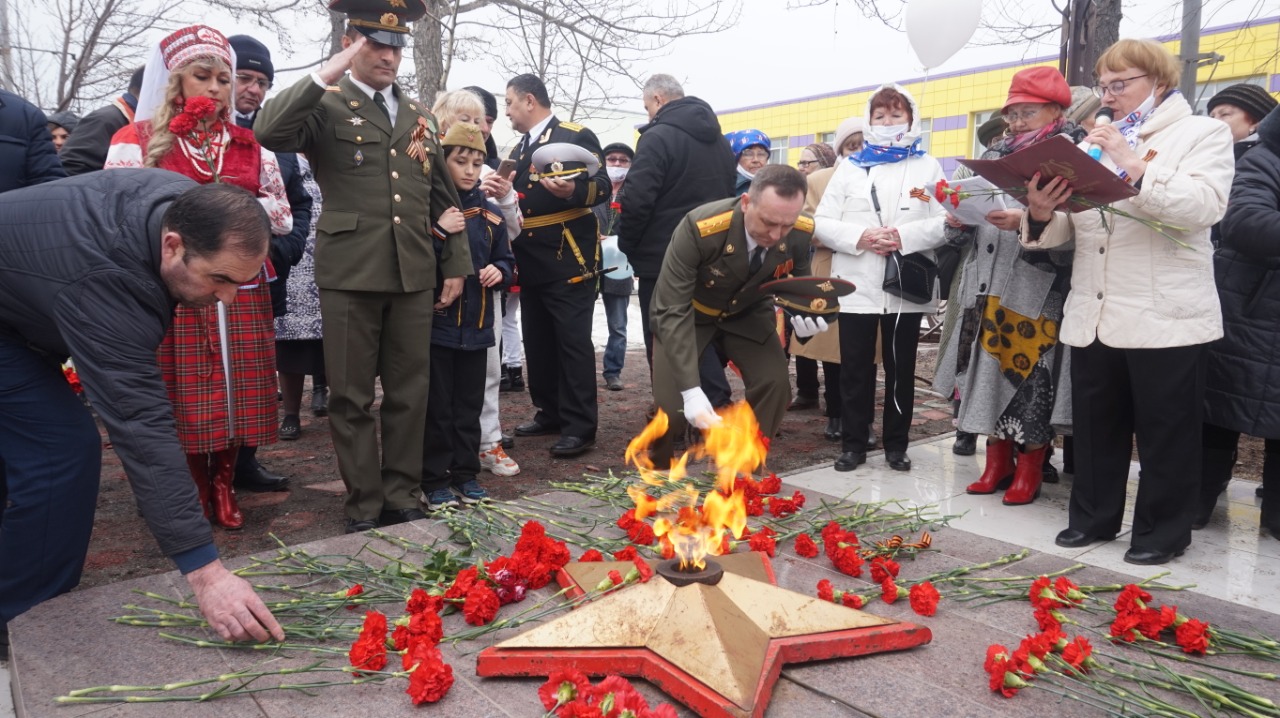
left=696, top=210, right=733, bottom=238
left=558, top=121, right=585, bottom=132
left=793, top=215, right=815, bottom=234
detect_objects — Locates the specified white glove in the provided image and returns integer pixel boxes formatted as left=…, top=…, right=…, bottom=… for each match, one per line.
left=680, top=387, right=722, bottom=429
left=790, top=315, right=830, bottom=338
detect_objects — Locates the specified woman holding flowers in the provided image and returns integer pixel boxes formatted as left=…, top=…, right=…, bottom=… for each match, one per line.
left=934, top=67, right=1084, bottom=506
left=105, top=25, right=292, bottom=530
left=1022, top=39, right=1234, bottom=565
left=814, top=84, right=947, bottom=474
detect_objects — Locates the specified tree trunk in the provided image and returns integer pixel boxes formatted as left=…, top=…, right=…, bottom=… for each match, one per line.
left=411, top=0, right=449, bottom=101
left=1066, top=0, right=1122, bottom=86
left=328, top=10, right=345, bottom=56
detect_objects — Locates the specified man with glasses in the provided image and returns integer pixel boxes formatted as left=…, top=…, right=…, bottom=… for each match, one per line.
left=227, top=34, right=312, bottom=494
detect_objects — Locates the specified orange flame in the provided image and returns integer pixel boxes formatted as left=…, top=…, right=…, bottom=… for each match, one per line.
left=625, top=402, right=766, bottom=570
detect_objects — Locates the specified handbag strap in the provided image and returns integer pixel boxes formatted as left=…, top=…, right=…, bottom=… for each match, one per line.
left=868, top=178, right=884, bottom=226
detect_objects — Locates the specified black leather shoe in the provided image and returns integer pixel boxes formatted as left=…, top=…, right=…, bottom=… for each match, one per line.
left=550, top=435, right=595, bottom=457
left=311, top=385, right=328, bottom=417
left=867, top=424, right=879, bottom=450
left=1055, top=528, right=1116, bottom=548
left=279, top=414, right=301, bottom=441
left=514, top=420, right=559, bottom=437
left=234, top=464, right=290, bottom=492
left=1124, top=546, right=1185, bottom=565
left=834, top=451, right=866, bottom=472
left=379, top=507, right=428, bottom=526
left=824, top=417, right=842, bottom=442
left=952, top=432, right=977, bottom=456
left=886, top=451, right=911, bottom=471
left=345, top=518, right=378, bottom=534
left=501, top=433, right=515, bottom=449
left=788, top=394, right=819, bottom=411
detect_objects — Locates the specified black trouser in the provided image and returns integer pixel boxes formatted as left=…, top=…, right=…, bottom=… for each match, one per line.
left=421, top=344, right=486, bottom=492
left=796, top=357, right=842, bottom=418
left=1069, top=341, right=1206, bottom=554
left=521, top=280, right=598, bottom=439
left=839, top=313, right=921, bottom=453
left=1203, top=422, right=1280, bottom=454
left=638, top=276, right=731, bottom=406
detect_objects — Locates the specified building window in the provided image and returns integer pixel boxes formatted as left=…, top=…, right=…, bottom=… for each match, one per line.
left=917, top=119, right=931, bottom=153
left=769, top=137, right=789, bottom=164
left=971, top=109, right=999, bottom=158
left=1192, top=76, right=1268, bottom=115
left=818, top=131, right=835, bottom=145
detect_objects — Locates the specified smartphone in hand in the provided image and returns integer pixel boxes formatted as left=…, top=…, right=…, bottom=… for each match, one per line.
left=497, top=158, right=517, bottom=179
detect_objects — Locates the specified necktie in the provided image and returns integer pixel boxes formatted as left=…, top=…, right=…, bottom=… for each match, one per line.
left=372, top=91, right=390, bottom=121
left=519, top=133, right=531, bottom=158
left=749, top=246, right=765, bottom=275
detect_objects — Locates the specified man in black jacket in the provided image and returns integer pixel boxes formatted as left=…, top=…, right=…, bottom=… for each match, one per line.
left=618, top=74, right=737, bottom=401
left=228, top=33, right=313, bottom=492
left=0, top=88, right=66, bottom=193
left=0, top=171, right=283, bottom=644
left=59, top=67, right=143, bottom=176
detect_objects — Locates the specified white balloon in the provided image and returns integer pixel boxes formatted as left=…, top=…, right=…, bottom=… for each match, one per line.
left=600, top=235, right=633, bottom=280
left=906, top=0, right=983, bottom=69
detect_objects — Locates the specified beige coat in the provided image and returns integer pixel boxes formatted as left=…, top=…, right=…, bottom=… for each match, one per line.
left=1021, top=93, right=1234, bottom=349
left=793, top=167, right=841, bottom=363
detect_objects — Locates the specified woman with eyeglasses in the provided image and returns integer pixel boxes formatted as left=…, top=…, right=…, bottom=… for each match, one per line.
left=726, top=129, right=771, bottom=194
left=1022, top=39, right=1235, bottom=565
left=935, top=67, right=1084, bottom=507
left=814, top=84, right=947, bottom=474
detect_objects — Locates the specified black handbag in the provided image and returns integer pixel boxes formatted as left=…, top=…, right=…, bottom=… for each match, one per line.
left=870, top=183, right=937, bottom=304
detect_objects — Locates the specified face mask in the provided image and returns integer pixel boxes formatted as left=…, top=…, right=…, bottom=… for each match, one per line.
left=607, top=166, right=629, bottom=182
left=865, top=123, right=909, bottom=145
left=1117, top=90, right=1157, bottom=129
left=737, top=165, right=756, bottom=182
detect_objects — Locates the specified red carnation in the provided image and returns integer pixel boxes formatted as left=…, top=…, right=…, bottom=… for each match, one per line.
left=748, top=528, right=776, bottom=556
left=348, top=610, right=388, bottom=674
left=612, top=546, right=639, bottom=562
left=1029, top=575, right=1059, bottom=609
left=610, top=201, right=622, bottom=212
left=183, top=95, right=217, bottom=119
left=759, top=473, right=782, bottom=494
left=767, top=497, right=797, bottom=517
left=1061, top=636, right=1093, bottom=672
left=538, top=669, right=589, bottom=710
left=444, top=566, right=479, bottom=601
left=1033, top=606, right=1062, bottom=632
left=908, top=581, right=940, bottom=616
left=461, top=582, right=501, bottom=626
left=404, top=643, right=454, bottom=705
left=1113, top=584, right=1152, bottom=616
left=659, top=536, right=675, bottom=560
left=934, top=179, right=949, bottom=203
left=167, top=113, right=198, bottom=136
left=816, top=578, right=835, bottom=602
left=632, top=556, right=653, bottom=583
left=745, top=495, right=764, bottom=516
left=869, top=557, right=900, bottom=583
left=409, top=610, right=443, bottom=645
left=1053, top=576, right=1086, bottom=606
left=607, top=569, right=624, bottom=587
left=579, top=549, right=604, bottom=562
left=1175, top=618, right=1210, bottom=655
left=794, top=533, right=819, bottom=558
left=880, top=578, right=905, bottom=604
left=791, top=490, right=806, bottom=508
left=831, top=545, right=864, bottom=577
left=1109, top=612, right=1141, bottom=643
left=841, top=592, right=864, bottom=609
left=406, top=587, right=442, bottom=616
left=616, top=509, right=638, bottom=530
left=627, top=521, right=656, bottom=546
left=391, top=624, right=411, bottom=652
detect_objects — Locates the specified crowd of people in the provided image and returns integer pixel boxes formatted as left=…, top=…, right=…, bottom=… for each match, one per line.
left=1, top=0, right=1277, bottom=648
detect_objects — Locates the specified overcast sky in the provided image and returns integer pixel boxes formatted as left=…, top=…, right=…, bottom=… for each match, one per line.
left=83, top=0, right=1280, bottom=148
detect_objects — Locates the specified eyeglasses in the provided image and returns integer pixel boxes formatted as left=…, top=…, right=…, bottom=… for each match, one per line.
left=235, top=74, right=272, bottom=91
left=797, top=159, right=821, bottom=168
left=1001, top=107, right=1045, bottom=124
left=741, top=149, right=769, bottom=161
left=1092, top=74, right=1147, bottom=98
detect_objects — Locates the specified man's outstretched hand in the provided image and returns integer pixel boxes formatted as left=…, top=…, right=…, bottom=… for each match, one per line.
left=186, top=559, right=285, bottom=642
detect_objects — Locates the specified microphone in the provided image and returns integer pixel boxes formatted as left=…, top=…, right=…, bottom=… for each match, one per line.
left=1085, top=107, right=1115, bottom=161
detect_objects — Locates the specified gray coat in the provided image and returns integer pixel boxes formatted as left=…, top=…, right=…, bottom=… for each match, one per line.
left=0, top=169, right=214, bottom=559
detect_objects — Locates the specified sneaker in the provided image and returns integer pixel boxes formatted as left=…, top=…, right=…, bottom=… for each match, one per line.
left=479, top=445, right=521, bottom=476
left=423, top=488, right=461, bottom=511
left=455, top=479, right=490, bottom=504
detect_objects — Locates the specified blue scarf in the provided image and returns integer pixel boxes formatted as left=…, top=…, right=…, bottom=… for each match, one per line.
left=847, top=139, right=925, bottom=168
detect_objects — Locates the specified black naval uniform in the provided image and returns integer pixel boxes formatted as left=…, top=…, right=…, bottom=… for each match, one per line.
left=509, top=118, right=611, bottom=444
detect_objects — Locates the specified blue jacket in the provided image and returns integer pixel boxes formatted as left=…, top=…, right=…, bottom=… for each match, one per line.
left=431, top=185, right=515, bottom=350
left=0, top=89, right=67, bottom=194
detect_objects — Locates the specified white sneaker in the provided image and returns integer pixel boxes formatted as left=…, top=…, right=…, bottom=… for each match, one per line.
left=479, top=445, right=520, bottom=476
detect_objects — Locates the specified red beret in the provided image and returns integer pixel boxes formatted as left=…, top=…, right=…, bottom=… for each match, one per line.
left=1003, top=67, right=1073, bottom=113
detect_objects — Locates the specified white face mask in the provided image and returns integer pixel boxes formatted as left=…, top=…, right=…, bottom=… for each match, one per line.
left=606, top=166, right=629, bottom=182
left=865, top=123, right=910, bottom=146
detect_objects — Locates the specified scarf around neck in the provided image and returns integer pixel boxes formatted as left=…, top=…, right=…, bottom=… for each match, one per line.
left=847, top=139, right=925, bottom=168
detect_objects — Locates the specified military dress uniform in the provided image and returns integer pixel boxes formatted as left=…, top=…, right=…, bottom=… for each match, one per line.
left=509, top=118, right=611, bottom=445
left=254, top=74, right=472, bottom=524
left=650, top=196, right=814, bottom=464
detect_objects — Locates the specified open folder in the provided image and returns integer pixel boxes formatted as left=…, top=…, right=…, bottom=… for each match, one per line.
left=945, top=175, right=1008, bottom=226
left=957, top=134, right=1139, bottom=212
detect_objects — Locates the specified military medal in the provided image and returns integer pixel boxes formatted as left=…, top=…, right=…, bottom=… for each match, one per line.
left=347, top=116, right=365, bottom=126
left=354, top=150, right=364, bottom=166
left=407, top=116, right=431, bottom=174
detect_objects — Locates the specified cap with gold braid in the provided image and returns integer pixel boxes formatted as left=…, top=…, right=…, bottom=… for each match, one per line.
left=329, top=0, right=427, bottom=48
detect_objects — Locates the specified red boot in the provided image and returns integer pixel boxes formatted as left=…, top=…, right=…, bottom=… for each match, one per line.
left=1004, top=445, right=1047, bottom=505
left=209, top=448, right=244, bottom=530
left=966, top=438, right=1015, bottom=494
left=185, top=454, right=212, bottom=519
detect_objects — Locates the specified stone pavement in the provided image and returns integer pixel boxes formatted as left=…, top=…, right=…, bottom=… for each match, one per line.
left=6, top=433, right=1280, bottom=717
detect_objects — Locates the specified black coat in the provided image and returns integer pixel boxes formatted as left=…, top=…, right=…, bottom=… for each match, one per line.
left=0, top=169, right=216, bottom=559
left=59, top=99, right=132, bottom=176
left=0, top=89, right=67, bottom=193
left=430, top=186, right=515, bottom=350
left=618, top=96, right=736, bottom=279
left=1205, top=106, right=1280, bottom=438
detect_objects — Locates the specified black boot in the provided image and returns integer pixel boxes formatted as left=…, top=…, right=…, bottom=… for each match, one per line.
left=824, top=417, right=842, bottom=442
left=1042, top=443, right=1059, bottom=484
left=311, top=384, right=328, bottom=417
left=504, top=365, right=525, bottom=392
left=1193, top=447, right=1236, bottom=530
left=499, top=365, right=513, bottom=392
left=1262, top=451, right=1280, bottom=537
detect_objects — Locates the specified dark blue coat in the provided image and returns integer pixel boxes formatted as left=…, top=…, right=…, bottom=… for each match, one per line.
left=0, top=89, right=67, bottom=193
left=430, top=186, right=515, bottom=350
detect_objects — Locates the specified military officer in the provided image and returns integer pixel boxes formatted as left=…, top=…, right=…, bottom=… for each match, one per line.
left=254, top=0, right=472, bottom=534
left=649, top=165, right=830, bottom=467
left=504, top=73, right=612, bottom=458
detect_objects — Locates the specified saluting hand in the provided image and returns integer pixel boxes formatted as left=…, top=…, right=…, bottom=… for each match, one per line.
left=317, top=35, right=367, bottom=86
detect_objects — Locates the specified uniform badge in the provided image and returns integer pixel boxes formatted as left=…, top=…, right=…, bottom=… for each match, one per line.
left=779, top=243, right=787, bottom=252
left=539, top=129, right=552, bottom=143
left=347, top=116, right=365, bottom=126
left=709, top=266, right=725, bottom=277
left=354, top=150, right=364, bottom=166
left=551, top=161, right=563, bottom=173
left=725, top=243, right=735, bottom=254
left=810, top=298, right=828, bottom=311
left=818, top=280, right=834, bottom=292
left=349, top=100, right=360, bottom=108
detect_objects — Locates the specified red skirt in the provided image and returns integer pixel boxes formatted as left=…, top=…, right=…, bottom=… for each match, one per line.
left=158, top=281, right=278, bottom=453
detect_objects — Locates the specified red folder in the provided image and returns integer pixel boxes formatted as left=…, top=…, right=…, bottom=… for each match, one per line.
left=957, top=134, right=1139, bottom=212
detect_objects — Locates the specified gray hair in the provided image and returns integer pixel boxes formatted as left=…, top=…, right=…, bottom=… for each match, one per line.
left=643, top=74, right=685, bottom=101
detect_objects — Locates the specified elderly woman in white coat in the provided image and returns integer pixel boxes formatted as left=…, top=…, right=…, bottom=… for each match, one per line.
left=815, top=84, right=947, bottom=473
left=1023, top=39, right=1234, bottom=566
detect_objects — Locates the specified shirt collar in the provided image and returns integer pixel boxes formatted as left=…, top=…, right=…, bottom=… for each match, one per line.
left=347, top=75, right=394, bottom=106
left=525, top=114, right=554, bottom=144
